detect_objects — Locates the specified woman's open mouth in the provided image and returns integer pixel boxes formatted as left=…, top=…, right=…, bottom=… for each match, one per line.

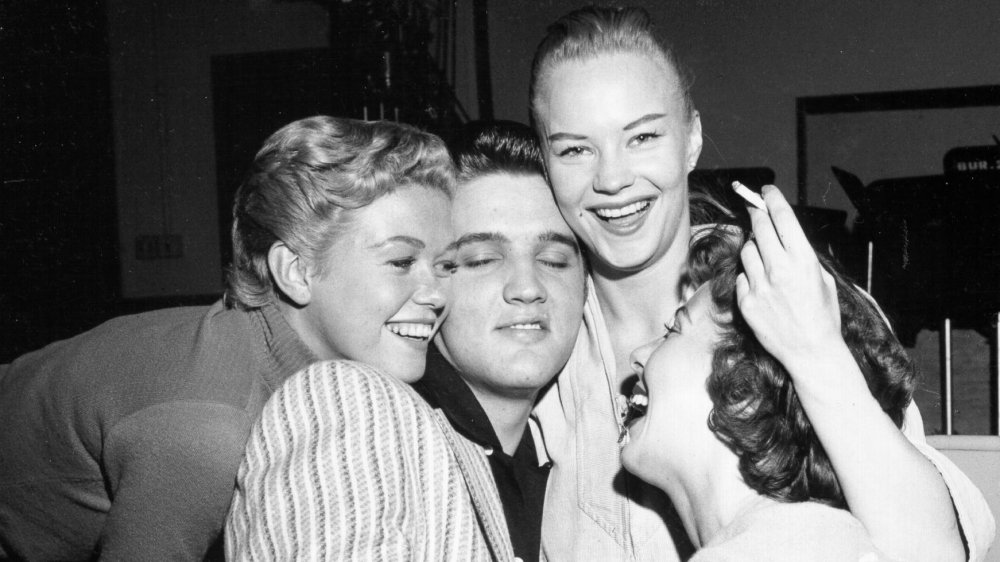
left=386, top=322, right=434, bottom=341
left=625, top=392, right=647, bottom=425
left=618, top=388, right=648, bottom=444
left=592, top=199, right=652, bottom=229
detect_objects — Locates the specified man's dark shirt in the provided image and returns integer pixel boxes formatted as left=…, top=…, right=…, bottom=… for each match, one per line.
left=413, top=345, right=551, bottom=562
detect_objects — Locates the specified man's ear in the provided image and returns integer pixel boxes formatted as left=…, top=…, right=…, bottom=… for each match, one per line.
left=268, top=242, right=311, bottom=306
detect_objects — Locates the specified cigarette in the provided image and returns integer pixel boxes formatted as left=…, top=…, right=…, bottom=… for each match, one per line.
left=731, top=181, right=766, bottom=210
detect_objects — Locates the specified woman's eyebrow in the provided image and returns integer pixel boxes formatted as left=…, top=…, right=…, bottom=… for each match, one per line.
left=546, top=131, right=587, bottom=143
left=623, top=113, right=666, bottom=131
left=367, top=235, right=425, bottom=250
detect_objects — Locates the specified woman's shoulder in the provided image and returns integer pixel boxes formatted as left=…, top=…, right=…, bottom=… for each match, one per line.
left=263, top=360, right=436, bottom=435
left=278, top=359, right=418, bottom=401
left=693, top=501, right=890, bottom=562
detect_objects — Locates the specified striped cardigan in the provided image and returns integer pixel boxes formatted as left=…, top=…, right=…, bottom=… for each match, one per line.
left=225, top=360, right=515, bottom=561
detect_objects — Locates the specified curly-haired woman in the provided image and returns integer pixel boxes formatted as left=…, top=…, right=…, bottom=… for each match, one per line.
left=622, top=200, right=924, bottom=560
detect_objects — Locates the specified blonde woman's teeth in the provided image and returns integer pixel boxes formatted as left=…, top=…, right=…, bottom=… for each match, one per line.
left=387, top=322, right=433, bottom=340
left=595, top=200, right=650, bottom=219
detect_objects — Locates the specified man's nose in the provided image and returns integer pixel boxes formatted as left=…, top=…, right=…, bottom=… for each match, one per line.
left=503, top=262, right=547, bottom=304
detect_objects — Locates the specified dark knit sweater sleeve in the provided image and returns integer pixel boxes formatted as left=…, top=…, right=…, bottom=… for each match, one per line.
left=100, top=401, right=252, bottom=560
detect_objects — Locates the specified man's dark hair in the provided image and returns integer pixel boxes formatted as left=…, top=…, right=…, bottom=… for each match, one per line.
left=451, top=120, right=545, bottom=182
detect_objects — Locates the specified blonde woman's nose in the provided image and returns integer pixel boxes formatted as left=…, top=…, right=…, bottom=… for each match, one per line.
left=413, top=278, right=447, bottom=311
left=594, top=150, right=635, bottom=194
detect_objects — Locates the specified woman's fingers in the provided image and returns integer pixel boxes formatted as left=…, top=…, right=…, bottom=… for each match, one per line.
left=760, top=185, right=813, bottom=260
left=740, top=184, right=822, bottom=280
left=746, top=200, right=782, bottom=271
left=735, top=272, right=752, bottom=308
left=735, top=184, right=845, bottom=367
left=740, top=239, right=765, bottom=289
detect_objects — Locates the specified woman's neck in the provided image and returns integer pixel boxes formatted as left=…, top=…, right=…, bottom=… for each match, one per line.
left=658, top=447, right=777, bottom=548
left=589, top=226, right=692, bottom=378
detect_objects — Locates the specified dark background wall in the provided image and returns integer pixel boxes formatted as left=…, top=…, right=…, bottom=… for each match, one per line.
left=488, top=0, right=1000, bottom=184
left=2, top=1, right=119, bottom=360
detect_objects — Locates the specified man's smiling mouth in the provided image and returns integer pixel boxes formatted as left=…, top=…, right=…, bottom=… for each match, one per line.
left=496, top=320, right=548, bottom=341
left=506, top=322, right=542, bottom=330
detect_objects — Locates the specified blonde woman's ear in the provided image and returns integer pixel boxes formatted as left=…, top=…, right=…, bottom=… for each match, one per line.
left=687, top=111, right=703, bottom=170
left=268, top=242, right=312, bottom=306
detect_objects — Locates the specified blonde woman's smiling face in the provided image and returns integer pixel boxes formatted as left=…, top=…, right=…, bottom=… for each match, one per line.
left=535, top=52, right=702, bottom=274
left=298, top=185, right=455, bottom=383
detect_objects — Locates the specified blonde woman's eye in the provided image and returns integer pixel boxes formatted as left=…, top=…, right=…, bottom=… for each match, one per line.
left=435, top=260, right=457, bottom=276
left=557, top=145, right=586, bottom=158
left=389, top=257, right=416, bottom=270
left=633, top=132, right=661, bottom=145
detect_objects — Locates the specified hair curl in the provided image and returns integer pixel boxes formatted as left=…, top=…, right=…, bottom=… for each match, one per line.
left=687, top=224, right=916, bottom=509
left=225, top=116, right=455, bottom=309
left=529, top=5, right=696, bottom=128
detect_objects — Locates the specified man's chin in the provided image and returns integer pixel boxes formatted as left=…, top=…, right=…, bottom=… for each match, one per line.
left=495, top=351, right=561, bottom=390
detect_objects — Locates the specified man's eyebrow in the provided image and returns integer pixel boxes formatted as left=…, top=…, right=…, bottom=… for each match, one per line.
left=367, top=235, right=425, bottom=250
left=447, top=232, right=508, bottom=251
left=623, top=113, right=667, bottom=131
left=538, top=231, right=581, bottom=254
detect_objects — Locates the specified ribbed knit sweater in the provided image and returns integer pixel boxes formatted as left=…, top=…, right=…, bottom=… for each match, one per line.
left=0, top=300, right=316, bottom=561
left=226, top=360, right=515, bottom=561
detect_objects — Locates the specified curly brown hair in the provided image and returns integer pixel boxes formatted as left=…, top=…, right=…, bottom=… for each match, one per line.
left=686, top=225, right=916, bottom=509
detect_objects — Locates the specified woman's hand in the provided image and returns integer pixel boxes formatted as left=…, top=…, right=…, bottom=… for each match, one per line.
left=735, top=184, right=966, bottom=562
left=735, top=184, right=843, bottom=372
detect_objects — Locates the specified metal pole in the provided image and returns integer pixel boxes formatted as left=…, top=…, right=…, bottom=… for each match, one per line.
left=866, top=241, right=873, bottom=294
left=943, top=318, right=953, bottom=435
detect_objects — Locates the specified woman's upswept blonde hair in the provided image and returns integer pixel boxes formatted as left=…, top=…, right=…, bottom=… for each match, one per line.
left=225, top=116, right=455, bottom=309
left=529, top=5, right=696, bottom=127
